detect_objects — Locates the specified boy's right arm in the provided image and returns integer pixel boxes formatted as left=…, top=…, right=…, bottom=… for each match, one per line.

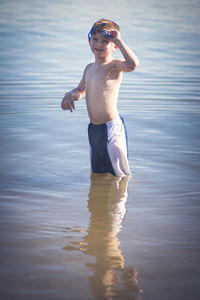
left=61, top=67, right=87, bottom=112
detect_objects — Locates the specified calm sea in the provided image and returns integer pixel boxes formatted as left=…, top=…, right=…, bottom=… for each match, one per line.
left=0, top=0, right=200, bottom=299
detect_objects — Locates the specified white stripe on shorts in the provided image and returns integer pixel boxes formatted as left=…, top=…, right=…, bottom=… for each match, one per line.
left=106, top=115, right=131, bottom=177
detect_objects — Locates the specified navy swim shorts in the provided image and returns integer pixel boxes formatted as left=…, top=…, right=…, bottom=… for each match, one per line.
left=88, top=115, right=131, bottom=177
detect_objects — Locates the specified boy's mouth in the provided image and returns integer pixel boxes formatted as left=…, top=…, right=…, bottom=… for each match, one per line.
left=95, top=48, right=103, bottom=52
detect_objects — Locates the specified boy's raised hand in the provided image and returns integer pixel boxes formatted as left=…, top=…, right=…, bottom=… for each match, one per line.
left=110, top=30, right=121, bottom=44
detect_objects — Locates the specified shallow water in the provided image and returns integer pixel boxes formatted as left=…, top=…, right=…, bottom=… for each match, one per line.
left=0, top=0, right=200, bottom=299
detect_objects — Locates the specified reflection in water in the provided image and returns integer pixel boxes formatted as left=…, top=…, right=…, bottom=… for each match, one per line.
left=64, top=173, right=143, bottom=300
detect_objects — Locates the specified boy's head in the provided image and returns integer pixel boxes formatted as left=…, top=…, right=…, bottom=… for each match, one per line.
left=88, top=18, right=120, bottom=41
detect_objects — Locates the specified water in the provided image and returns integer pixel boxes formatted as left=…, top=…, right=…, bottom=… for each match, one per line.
left=0, top=0, right=200, bottom=299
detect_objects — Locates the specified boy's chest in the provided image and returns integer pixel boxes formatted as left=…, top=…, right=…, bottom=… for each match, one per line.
left=85, top=64, right=120, bottom=85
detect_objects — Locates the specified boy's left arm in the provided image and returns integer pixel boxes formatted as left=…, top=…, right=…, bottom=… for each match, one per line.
left=111, top=31, right=139, bottom=72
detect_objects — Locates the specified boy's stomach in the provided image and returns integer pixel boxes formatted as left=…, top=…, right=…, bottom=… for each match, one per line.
left=86, top=95, right=119, bottom=125
left=87, top=103, right=119, bottom=125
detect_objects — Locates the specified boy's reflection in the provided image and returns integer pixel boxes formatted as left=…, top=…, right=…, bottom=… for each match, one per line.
left=64, top=173, right=142, bottom=299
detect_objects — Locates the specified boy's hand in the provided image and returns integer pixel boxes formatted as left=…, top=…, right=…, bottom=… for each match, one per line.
left=61, top=92, right=75, bottom=112
left=61, top=90, right=82, bottom=112
left=110, top=30, right=121, bottom=44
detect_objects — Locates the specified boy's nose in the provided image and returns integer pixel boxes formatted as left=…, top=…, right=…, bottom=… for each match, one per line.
left=97, top=39, right=103, bottom=46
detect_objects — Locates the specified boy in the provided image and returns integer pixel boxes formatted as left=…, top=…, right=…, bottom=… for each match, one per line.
left=61, top=18, right=139, bottom=177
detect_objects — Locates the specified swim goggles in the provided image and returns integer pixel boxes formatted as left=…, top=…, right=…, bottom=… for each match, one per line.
left=88, top=28, right=113, bottom=41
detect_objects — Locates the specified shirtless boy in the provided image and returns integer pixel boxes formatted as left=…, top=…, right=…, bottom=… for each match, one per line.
left=61, top=18, right=139, bottom=177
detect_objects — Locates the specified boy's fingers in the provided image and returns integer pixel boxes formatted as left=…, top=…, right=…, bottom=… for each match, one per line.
left=111, top=30, right=117, bottom=37
left=69, top=101, right=75, bottom=112
left=61, top=101, right=66, bottom=110
left=61, top=98, right=75, bottom=112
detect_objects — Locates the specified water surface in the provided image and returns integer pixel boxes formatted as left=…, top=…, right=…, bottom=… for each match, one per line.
left=0, top=0, right=200, bottom=299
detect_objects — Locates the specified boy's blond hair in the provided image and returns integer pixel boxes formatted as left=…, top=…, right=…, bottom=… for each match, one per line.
left=90, top=18, right=120, bottom=33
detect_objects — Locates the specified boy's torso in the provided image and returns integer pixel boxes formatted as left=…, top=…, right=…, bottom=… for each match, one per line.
left=85, top=59, right=123, bottom=125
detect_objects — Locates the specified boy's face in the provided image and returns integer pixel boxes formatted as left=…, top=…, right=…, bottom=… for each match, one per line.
left=89, top=31, right=117, bottom=58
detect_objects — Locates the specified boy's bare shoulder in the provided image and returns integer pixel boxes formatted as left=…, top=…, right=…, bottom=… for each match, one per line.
left=113, top=58, right=124, bottom=62
left=112, top=58, right=124, bottom=66
left=85, top=62, right=94, bottom=72
left=106, top=58, right=126, bottom=71
left=80, top=63, right=94, bottom=81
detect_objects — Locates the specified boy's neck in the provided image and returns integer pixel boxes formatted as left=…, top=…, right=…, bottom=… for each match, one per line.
left=95, top=55, right=113, bottom=64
